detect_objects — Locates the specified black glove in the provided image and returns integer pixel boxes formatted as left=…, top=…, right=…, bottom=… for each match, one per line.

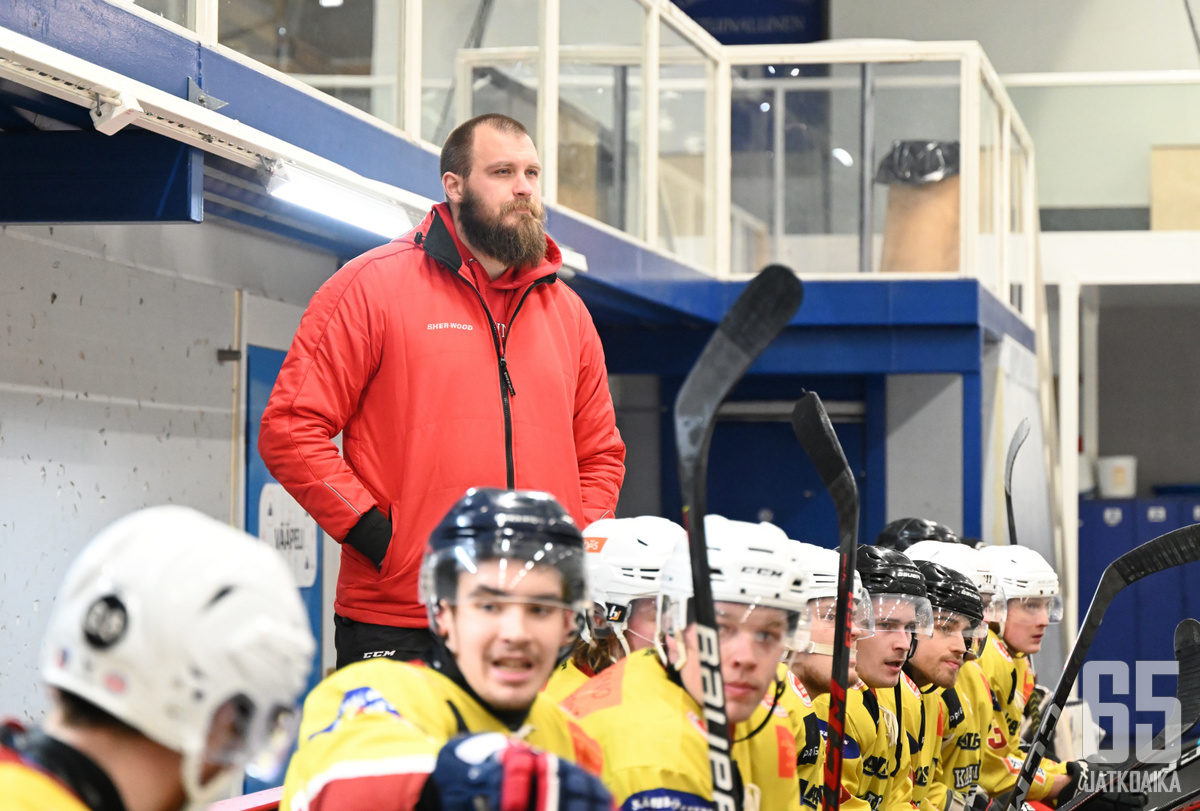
left=1058, top=761, right=1147, bottom=811
left=344, top=506, right=392, bottom=571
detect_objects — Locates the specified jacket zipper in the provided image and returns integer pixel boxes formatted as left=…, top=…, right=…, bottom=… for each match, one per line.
left=455, top=267, right=555, bottom=488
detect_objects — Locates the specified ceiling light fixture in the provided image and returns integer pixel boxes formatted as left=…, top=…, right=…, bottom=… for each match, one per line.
left=266, top=161, right=419, bottom=238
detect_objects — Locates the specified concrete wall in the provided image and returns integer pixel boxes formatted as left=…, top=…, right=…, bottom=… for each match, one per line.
left=885, top=374, right=963, bottom=530
left=1098, top=301, right=1200, bottom=496
left=0, top=221, right=336, bottom=721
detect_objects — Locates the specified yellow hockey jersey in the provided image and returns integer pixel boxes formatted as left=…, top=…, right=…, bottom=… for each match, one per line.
left=281, top=658, right=602, bottom=811
left=880, top=674, right=943, bottom=811
left=778, top=668, right=826, bottom=811
left=813, top=682, right=905, bottom=811
left=561, top=648, right=799, bottom=811
left=928, top=660, right=994, bottom=811
left=543, top=658, right=596, bottom=706
left=1, top=723, right=114, bottom=811
left=0, top=760, right=92, bottom=811
left=977, top=630, right=1065, bottom=800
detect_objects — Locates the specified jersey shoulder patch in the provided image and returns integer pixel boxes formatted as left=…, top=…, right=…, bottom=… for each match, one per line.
left=902, top=673, right=921, bottom=697
left=560, top=658, right=626, bottom=718
left=310, top=686, right=401, bottom=739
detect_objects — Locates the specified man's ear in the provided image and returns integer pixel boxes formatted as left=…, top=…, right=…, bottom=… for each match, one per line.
left=436, top=601, right=459, bottom=654
left=442, top=172, right=464, bottom=205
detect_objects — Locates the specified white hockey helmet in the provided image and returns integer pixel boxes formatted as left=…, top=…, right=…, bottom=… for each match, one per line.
left=905, top=540, right=1007, bottom=625
left=657, top=515, right=805, bottom=664
left=791, top=543, right=874, bottom=654
left=979, top=544, right=1063, bottom=624
left=582, top=516, right=685, bottom=656
left=41, top=506, right=315, bottom=803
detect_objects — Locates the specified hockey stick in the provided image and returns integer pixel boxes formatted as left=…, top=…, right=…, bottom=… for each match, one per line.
left=792, top=391, right=858, bottom=811
left=1057, top=618, right=1200, bottom=811
left=1006, top=524, right=1200, bottom=811
left=1004, top=418, right=1030, bottom=546
left=674, top=264, right=803, bottom=811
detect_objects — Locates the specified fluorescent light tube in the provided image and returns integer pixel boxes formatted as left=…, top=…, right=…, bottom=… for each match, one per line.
left=269, top=163, right=415, bottom=238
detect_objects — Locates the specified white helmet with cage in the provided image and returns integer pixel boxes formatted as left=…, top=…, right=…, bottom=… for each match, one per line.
left=904, top=540, right=1008, bottom=625
left=979, top=544, right=1063, bottom=624
left=582, top=516, right=685, bottom=657
left=656, top=515, right=805, bottom=666
left=791, top=543, right=875, bottom=655
left=40, top=506, right=315, bottom=805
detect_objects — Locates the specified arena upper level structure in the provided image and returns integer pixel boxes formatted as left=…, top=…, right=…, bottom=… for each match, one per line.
left=0, top=0, right=1073, bottom=687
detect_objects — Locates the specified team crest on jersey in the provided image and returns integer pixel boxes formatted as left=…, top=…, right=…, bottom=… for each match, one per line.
left=685, top=710, right=707, bottom=738
left=310, top=686, right=400, bottom=739
left=786, top=670, right=813, bottom=707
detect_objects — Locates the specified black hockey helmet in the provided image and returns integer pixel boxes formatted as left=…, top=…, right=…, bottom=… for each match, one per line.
left=420, top=488, right=588, bottom=612
left=858, top=545, right=935, bottom=650
left=875, top=517, right=960, bottom=551
left=915, top=560, right=984, bottom=622
left=856, top=544, right=928, bottom=598
left=914, top=560, right=987, bottom=657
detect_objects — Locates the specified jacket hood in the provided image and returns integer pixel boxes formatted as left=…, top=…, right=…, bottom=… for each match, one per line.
left=412, top=202, right=562, bottom=290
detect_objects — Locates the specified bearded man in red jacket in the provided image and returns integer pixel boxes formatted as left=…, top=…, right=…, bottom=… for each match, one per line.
left=260, top=113, right=626, bottom=668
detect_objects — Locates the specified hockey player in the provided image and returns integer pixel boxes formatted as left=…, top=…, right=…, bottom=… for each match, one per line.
left=279, top=488, right=612, bottom=811
left=905, top=540, right=1004, bottom=809
left=976, top=544, right=1074, bottom=805
left=1, top=506, right=316, bottom=811
left=562, top=515, right=804, bottom=811
left=876, top=518, right=963, bottom=551
left=789, top=544, right=876, bottom=811
left=855, top=545, right=937, bottom=811
left=901, top=559, right=989, bottom=811
left=542, top=515, right=684, bottom=703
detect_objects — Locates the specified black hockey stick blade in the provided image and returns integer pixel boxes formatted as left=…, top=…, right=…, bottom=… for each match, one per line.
left=1058, top=619, right=1200, bottom=811
left=792, top=392, right=859, bottom=811
left=1004, top=418, right=1030, bottom=545
left=674, top=264, right=802, bottom=811
left=1007, top=524, right=1200, bottom=811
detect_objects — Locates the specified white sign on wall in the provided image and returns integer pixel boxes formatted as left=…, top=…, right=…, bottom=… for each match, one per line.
left=258, top=483, right=318, bottom=588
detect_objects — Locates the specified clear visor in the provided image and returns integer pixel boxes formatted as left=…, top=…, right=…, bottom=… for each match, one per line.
left=802, top=586, right=877, bottom=644
left=932, top=607, right=989, bottom=659
left=870, top=593, right=934, bottom=639
left=1010, top=594, right=1064, bottom=624
left=980, top=586, right=1007, bottom=625
left=664, top=596, right=799, bottom=664
left=421, top=536, right=589, bottom=612
left=205, top=697, right=302, bottom=783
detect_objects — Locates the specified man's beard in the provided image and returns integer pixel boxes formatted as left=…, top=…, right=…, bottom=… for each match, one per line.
left=458, top=185, right=547, bottom=270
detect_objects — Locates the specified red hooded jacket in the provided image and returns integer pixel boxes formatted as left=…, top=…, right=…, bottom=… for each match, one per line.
left=259, top=204, right=626, bottom=626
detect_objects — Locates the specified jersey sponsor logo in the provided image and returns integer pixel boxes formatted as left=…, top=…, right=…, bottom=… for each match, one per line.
left=426, top=322, right=474, bottom=331
left=799, top=779, right=823, bottom=810
left=913, top=764, right=930, bottom=787
left=311, top=686, right=400, bottom=739
left=953, top=764, right=980, bottom=790
left=798, top=714, right=822, bottom=765
left=863, top=754, right=890, bottom=779
left=624, top=788, right=712, bottom=811
left=815, top=719, right=862, bottom=760
left=864, top=791, right=884, bottom=810
left=1007, top=718, right=1020, bottom=736
left=959, top=732, right=982, bottom=751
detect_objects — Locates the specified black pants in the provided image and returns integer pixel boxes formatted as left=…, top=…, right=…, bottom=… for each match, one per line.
left=333, top=615, right=435, bottom=670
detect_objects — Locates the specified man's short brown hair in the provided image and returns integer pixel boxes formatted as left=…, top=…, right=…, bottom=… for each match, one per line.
left=440, top=113, right=530, bottom=182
